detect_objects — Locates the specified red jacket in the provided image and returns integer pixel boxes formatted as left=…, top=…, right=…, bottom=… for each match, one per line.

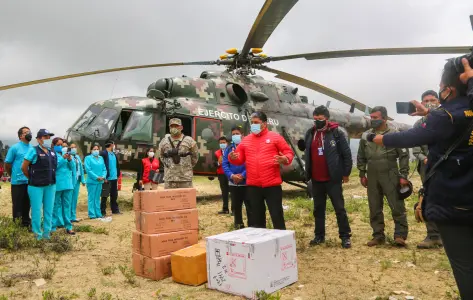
left=229, top=128, right=294, bottom=187
left=142, top=157, right=159, bottom=184
left=215, top=149, right=225, bottom=175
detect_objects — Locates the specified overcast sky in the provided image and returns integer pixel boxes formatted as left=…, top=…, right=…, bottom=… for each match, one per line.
left=0, top=0, right=472, bottom=143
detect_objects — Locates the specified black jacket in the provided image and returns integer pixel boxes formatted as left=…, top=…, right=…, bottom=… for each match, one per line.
left=100, top=150, right=120, bottom=179
left=304, top=126, right=352, bottom=183
left=383, top=78, right=473, bottom=224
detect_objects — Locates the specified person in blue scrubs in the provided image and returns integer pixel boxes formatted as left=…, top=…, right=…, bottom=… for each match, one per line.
left=85, top=145, right=107, bottom=219
left=21, top=129, right=57, bottom=240
left=5, top=126, right=33, bottom=228
left=70, top=143, right=86, bottom=222
left=100, top=140, right=121, bottom=216
left=51, top=138, right=75, bottom=235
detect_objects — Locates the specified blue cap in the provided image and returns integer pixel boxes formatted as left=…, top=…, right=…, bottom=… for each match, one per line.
left=36, top=129, right=54, bottom=138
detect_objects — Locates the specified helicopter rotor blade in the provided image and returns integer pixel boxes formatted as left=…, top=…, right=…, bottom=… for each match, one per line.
left=0, top=61, right=216, bottom=91
left=269, top=46, right=472, bottom=62
left=259, top=66, right=393, bottom=121
left=240, top=0, right=298, bottom=55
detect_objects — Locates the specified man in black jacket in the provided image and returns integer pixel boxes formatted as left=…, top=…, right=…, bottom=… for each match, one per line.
left=304, top=106, right=353, bottom=248
left=100, top=140, right=121, bottom=216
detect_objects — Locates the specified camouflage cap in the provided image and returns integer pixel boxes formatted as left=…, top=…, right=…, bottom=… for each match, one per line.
left=169, top=118, right=182, bottom=126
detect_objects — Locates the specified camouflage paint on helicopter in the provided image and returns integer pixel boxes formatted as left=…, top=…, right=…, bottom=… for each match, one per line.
left=65, top=70, right=411, bottom=184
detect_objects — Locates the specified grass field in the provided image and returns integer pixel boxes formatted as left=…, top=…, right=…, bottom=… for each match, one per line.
left=0, top=170, right=461, bottom=300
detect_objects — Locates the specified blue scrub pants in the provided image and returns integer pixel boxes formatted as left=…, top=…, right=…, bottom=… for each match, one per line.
left=28, top=184, right=56, bottom=240
left=52, top=190, right=73, bottom=231
left=71, top=179, right=81, bottom=221
left=87, top=183, right=103, bottom=219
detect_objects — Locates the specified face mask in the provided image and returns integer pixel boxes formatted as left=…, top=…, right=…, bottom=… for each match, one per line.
left=62, top=147, right=68, bottom=155
left=370, top=119, right=384, bottom=129
left=424, top=102, right=439, bottom=110
left=92, top=150, right=99, bottom=157
left=24, top=133, right=32, bottom=142
left=314, top=120, right=327, bottom=130
left=148, top=152, right=155, bottom=158
left=70, top=148, right=77, bottom=155
left=251, top=124, right=261, bottom=135
left=438, top=87, right=451, bottom=104
left=170, top=128, right=181, bottom=136
left=219, top=143, right=227, bottom=150
left=54, top=145, right=62, bottom=153
left=42, top=139, right=52, bottom=149
left=232, top=135, right=242, bottom=145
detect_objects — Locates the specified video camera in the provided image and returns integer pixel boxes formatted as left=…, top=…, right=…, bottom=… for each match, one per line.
left=163, top=148, right=192, bottom=164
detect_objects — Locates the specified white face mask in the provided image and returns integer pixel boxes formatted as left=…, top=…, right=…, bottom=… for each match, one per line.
left=148, top=152, right=155, bottom=158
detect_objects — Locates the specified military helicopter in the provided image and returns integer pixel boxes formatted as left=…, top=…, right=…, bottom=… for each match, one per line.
left=1, top=0, right=472, bottom=192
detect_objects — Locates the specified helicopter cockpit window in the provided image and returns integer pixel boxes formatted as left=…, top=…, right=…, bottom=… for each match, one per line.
left=72, top=106, right=102, bottom=132
left=121, top=111, right=153, bottom=141
left=85, top=108, right=118, bottom=138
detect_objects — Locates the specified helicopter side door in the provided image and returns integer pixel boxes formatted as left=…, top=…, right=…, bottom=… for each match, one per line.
left=193, top=116, right=222, bottom=175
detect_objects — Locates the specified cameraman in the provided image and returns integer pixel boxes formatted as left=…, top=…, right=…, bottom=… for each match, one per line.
left=372, top=58, right=473, bottom=298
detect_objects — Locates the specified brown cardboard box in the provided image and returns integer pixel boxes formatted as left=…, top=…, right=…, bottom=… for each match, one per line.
left=171, top=242, right=207, bottom=286
left=135, top=209, right=199, bottom=234
left=132, top=230, right=198, bottom=258
left=132, top=253, right=171, bottom=281
left=133, top=188, right=196, bottom=212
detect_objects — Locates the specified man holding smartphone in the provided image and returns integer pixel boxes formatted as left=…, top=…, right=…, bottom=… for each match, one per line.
left=412, top=90, right=443, bottom=249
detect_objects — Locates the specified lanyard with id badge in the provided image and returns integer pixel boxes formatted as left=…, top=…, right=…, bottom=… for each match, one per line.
left=314, top=131, right=325, bottom=156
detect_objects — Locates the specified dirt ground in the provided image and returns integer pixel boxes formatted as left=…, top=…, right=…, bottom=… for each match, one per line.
left=0, top=172, right=461, bottom=300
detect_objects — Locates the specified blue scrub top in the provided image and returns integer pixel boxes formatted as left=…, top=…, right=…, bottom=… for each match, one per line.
left=85, top=155, right=107, bottom=184
left=71, top=155, right=86, bottom=184
left=107, top=151, right=118, bottom=180
left=54, top=152, right=74, bottom=191
left=5, top=141, right=32, bottom=185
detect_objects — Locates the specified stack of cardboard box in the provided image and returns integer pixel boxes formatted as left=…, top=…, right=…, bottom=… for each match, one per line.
left=132, top=188, right=199, bottom=280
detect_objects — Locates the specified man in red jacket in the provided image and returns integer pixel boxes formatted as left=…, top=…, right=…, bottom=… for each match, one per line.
left=229, top=111, right=294, bottom=230
left=215, top=136, right=230, bottom=214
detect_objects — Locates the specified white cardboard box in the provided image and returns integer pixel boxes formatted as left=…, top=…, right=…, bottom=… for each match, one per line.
left=206, top=228, right=298, bottom=299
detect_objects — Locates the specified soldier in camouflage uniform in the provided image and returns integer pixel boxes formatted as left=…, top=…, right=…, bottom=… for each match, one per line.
left=357, top=106, right=410, bottom=247
left=157, top=118, right=198, bottom=189
left=412, top=90, right=443, bottom=249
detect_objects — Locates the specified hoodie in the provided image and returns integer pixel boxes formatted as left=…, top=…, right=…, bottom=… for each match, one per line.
left=304, top=121, right=352, bottom=183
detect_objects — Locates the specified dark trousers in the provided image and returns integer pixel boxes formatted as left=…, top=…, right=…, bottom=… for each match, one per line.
left=312, top=180, right=351, bottom=239
left=437, top=223, right=473, bottom=299
left=11, top=184, right=31, bottom=227
left=247, top=185, right=285, bottom=230
left=101, top=180, right=119, bottom=215
left=217, top=174, right=230, bottom=211
left=230, top=186, right=252, bottom=228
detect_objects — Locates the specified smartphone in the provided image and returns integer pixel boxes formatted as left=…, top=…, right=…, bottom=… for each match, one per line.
left=396, top=102, right=416, bottom=114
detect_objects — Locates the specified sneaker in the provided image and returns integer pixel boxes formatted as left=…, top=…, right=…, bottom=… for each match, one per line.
left=394, top=237, right=407, bottom=247
left=417, top=237, right=443, bottom=249
left=341, top=238, right=352, bottom=249
left=309, top=236, right=325, bottom=246
left=218, top=210, right=229, bottom=215
left=367, top=237, right=385, bottom=247
left=100, top=217, right=113, bottom=223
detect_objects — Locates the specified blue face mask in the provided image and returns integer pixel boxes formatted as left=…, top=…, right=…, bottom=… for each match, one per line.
left=70, top=148, right=77, bottom=155
left=251, top=124, right=261, bottom=135
left=92, top=150, right=99, bottom=157
left=42, top=139, right=52, bottom=149
left=61, top=147, right=68, bottom=155
left=232, top=135, right=242, bottom=144
left=54, top=145, right=62, bottom=153
left=219, top=143, right=227, bottom=150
